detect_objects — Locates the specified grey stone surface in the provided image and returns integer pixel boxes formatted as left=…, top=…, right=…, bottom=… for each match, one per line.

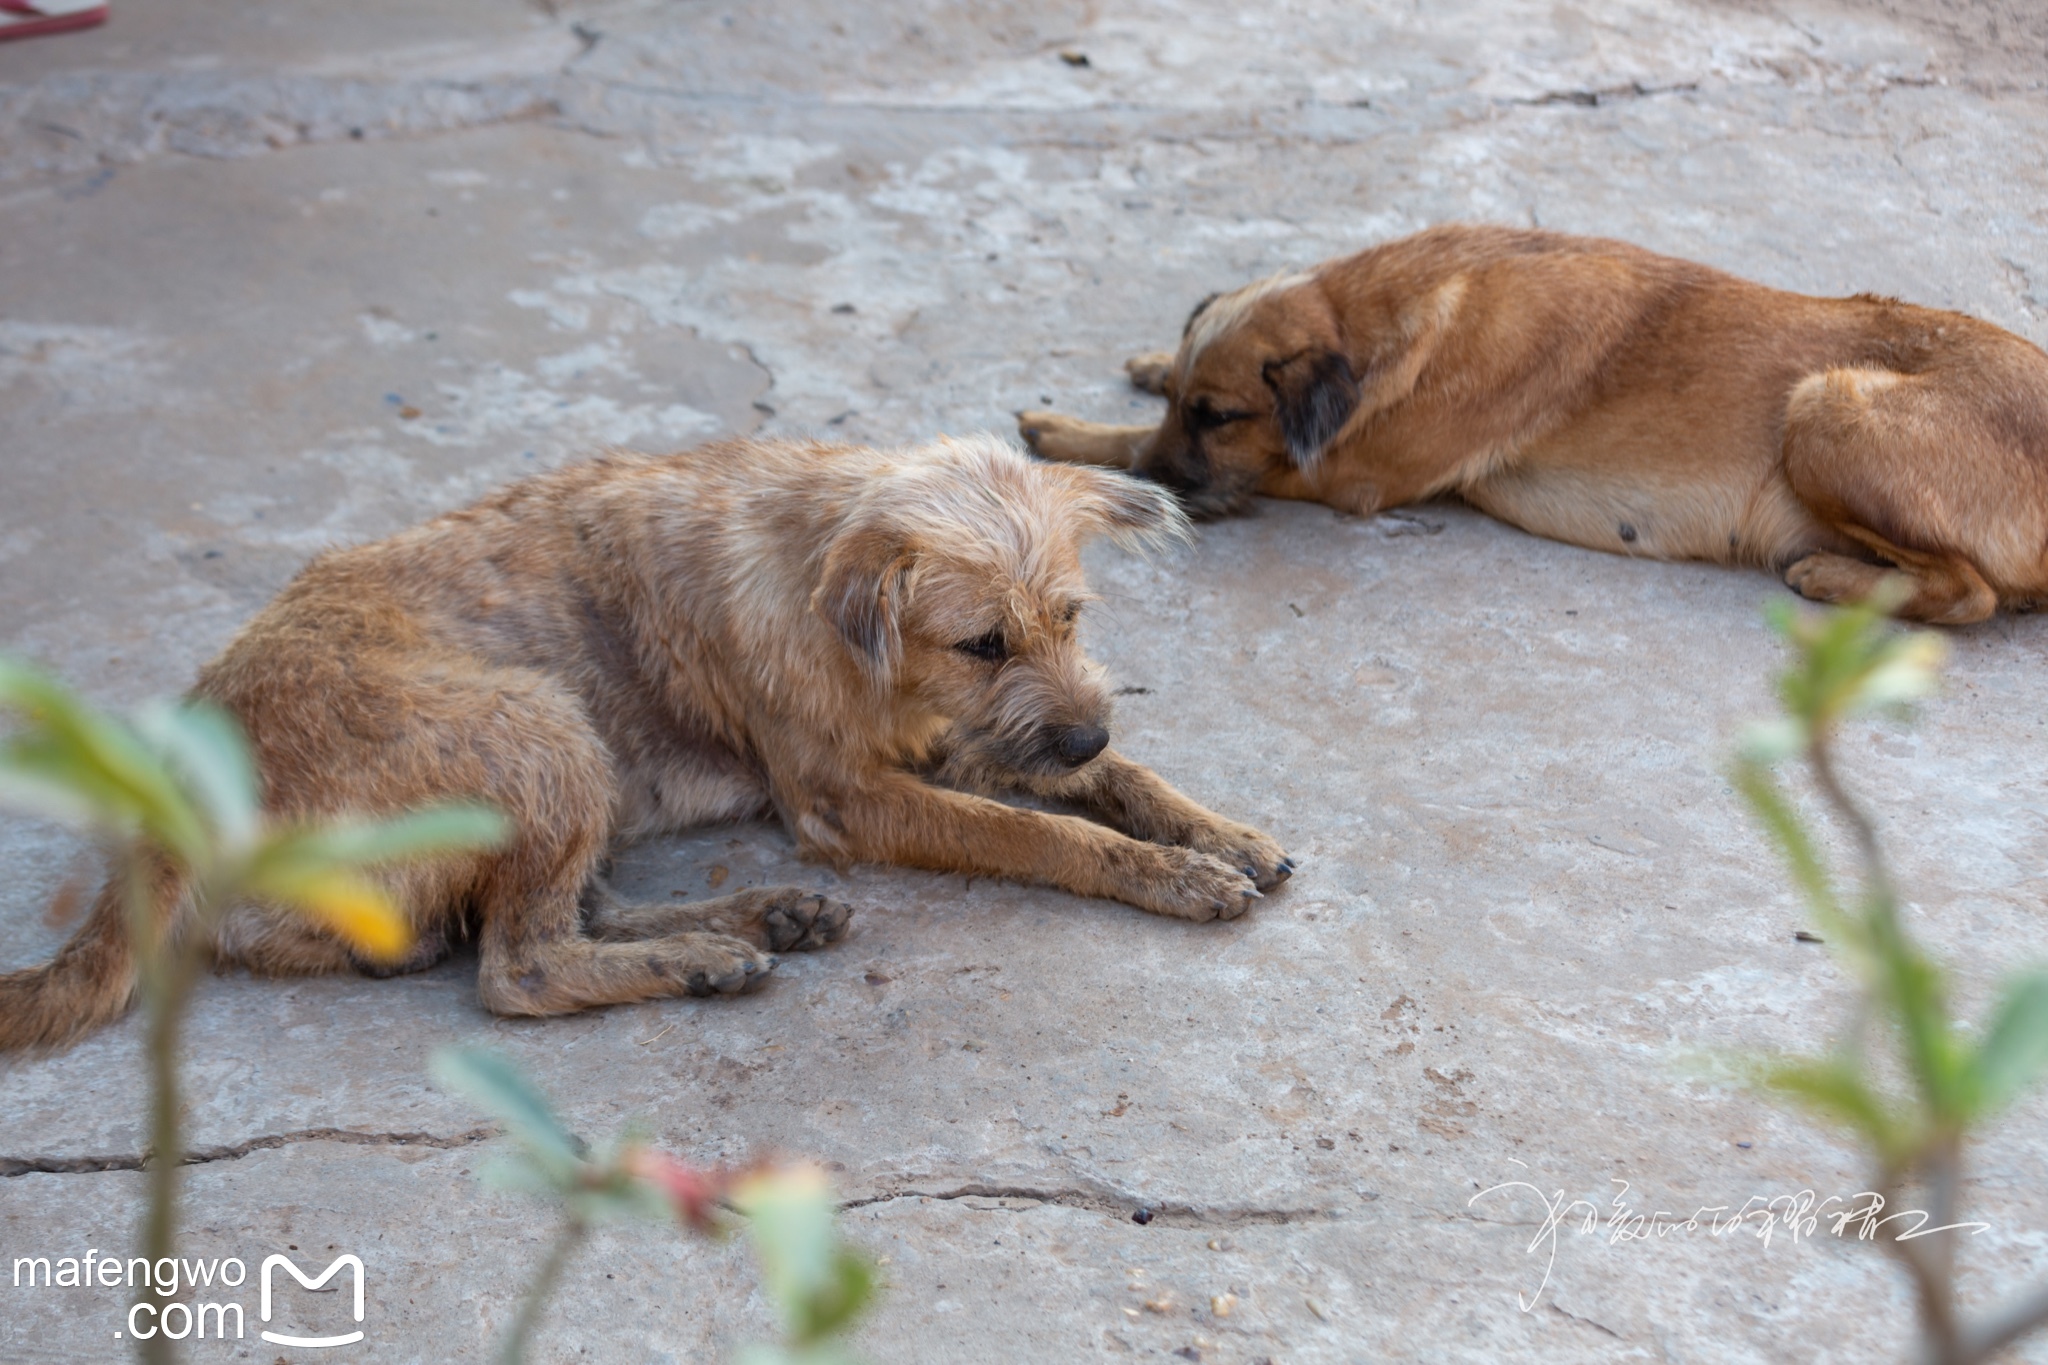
left=3, top=1, right=2048, bottom=1360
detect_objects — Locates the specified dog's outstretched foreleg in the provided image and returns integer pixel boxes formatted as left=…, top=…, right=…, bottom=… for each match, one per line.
left=1014, top=413, right=1154, bottom=468
left=1037, top=750, right=1293, bottom=891
left=811, top=776, right=1261, bottom=922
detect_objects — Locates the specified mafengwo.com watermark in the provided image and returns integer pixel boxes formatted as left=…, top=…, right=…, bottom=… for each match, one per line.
left=12, top=1247, right=367, bottom=1349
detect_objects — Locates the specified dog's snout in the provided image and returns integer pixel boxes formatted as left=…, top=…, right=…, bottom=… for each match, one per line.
left=1053, top=723, right=1110, bottom=768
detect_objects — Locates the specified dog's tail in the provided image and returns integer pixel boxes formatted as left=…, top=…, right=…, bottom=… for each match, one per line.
left=0, top=874, right=147, bottom=1052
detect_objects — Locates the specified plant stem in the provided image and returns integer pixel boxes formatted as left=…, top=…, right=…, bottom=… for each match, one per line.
left=127, top=854, right=192, bottom=1365
left=499, top=1218, right=586, bottom=1365
left=1960, top=1278, right=2048, bottom=1363
left=1807, top=735, right=1895, bottom=910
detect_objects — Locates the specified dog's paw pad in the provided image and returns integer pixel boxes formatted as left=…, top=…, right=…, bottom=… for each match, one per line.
left=762, top=893, right=853, bottom=953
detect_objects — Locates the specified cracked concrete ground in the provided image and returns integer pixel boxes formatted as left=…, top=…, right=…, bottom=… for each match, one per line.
left=4, top=0, right=2048, bottom=1360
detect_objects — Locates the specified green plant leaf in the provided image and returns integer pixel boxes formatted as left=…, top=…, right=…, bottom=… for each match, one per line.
left=793, top=1250, right=876, bottom=1345
left=0, top=764, right=118, bottom=830
left=1737, top=717, right=1808, bottom=765
left=278, top=803, right=510, bottom=869
left=133, top=699, right=261, bottom=854
left=1730, top=759, right=1848, bottom=940
left=433, top=1048, right=584, bottom=1182
left=0, top=661, right=205, bottom=862
left=1762, top=1056, right=1908, bottom=1161
left=1965, top=973, right=2048, bottom=1121
left=734, top=1166, right=870, bottom=1341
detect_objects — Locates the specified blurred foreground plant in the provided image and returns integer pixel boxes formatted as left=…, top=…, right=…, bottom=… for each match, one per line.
left=1733, top=591, right=2048, bottom=1364
left=0, top=662, right=506, bottom=1365
left=434, top=1048, right=877, bottom=1365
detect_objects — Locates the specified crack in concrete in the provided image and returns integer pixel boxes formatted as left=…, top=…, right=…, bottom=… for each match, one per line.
left=0, top=1125, right=497, bottom=1178
left=841, top=1181, right=1354, bottom=1227
left=735, top=340, right=779, bottom=427
left=0, top=69, right=568, bottom=183
left=1551, top=1302, right=1624, bottom=1338
left=1508, top=80, right=1700, bottom=108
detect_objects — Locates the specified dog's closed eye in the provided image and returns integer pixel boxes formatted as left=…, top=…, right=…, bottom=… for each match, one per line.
left=1185, top=397, right=1256, bottom=432
left=954, top=630, right=1008, bottom=663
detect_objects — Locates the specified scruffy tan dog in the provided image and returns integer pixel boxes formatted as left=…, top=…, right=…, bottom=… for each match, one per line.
left=1, top=435, right=1290, bottom=1050
left=1019, top=224, right=2048, bottom=624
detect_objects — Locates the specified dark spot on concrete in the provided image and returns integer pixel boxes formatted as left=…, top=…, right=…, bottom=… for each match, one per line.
left=1132, top=1207, right=1153, bottom=1225
left=831, top=302, right=856, bottom=314
left=1059, top=49, right=1091, bottom=66
left=1619, top=522, right=1638, bottom=543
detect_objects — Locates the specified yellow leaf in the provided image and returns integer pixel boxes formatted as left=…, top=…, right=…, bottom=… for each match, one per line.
left=262, top=870, right=412, bottom=962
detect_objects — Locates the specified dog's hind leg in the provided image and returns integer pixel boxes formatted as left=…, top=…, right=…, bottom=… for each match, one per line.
left=466, top=709, right=778, bottom=1014
left=585, top=882, right=852, bottom=954
left=1782, top=365, right=2045, bottom=624
left=1015, top=413, right=1154, bottom=468
left=271, top=665, right=780, bottom=1016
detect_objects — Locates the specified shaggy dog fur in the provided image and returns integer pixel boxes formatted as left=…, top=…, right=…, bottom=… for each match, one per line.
left=1020, top=223, right=2048, bottom=624
left=0, top=435, right=1290, bottom=1051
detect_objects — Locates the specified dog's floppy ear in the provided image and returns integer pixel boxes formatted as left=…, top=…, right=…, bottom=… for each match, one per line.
left=1055, top=464, right=1192, bottom=550
left=813, top=520, right=917, bottom=682
left=1262, top=348, right=1360, bottom=470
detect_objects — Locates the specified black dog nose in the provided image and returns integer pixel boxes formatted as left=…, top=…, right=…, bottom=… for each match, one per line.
left=1055, top=724, right=1110, bottom=767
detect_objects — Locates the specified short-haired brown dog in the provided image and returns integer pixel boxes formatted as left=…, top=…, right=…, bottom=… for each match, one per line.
left=1, top=435, right=1290, bottom=1051
left=1018, top=223, right=2048, bottom=624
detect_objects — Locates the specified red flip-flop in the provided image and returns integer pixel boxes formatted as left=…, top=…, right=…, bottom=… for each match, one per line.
left=0, top=0, right=107, bottom=42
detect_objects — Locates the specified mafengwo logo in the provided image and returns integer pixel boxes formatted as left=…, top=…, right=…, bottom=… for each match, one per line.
left=10, top=1247, right=367, bottom=1349
left=260, top=1254, right=365, bottom=1348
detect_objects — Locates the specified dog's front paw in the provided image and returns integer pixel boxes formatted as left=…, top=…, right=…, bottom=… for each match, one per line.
left=1137, top=846, right=1263, bottom=922
left=1124, top=351, right=1174, bottom=395
left=1181, top=819, right=1293, bottom=892
left=1016, top=409, right=1070, bottom=457
left=680, top=934, right=779, bottom=997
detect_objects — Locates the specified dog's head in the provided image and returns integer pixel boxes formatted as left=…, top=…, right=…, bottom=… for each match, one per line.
left=813, top=435, right=1186, bottom=777
left=1129, top=271, right=1359, bottom=516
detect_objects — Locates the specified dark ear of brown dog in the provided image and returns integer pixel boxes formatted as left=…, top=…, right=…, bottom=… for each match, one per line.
left=1056, top=465, right=1190, bottom=547
left=814, top=521, right=916, bottom=680
left=1263, top=348, right=1360, bottom=469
